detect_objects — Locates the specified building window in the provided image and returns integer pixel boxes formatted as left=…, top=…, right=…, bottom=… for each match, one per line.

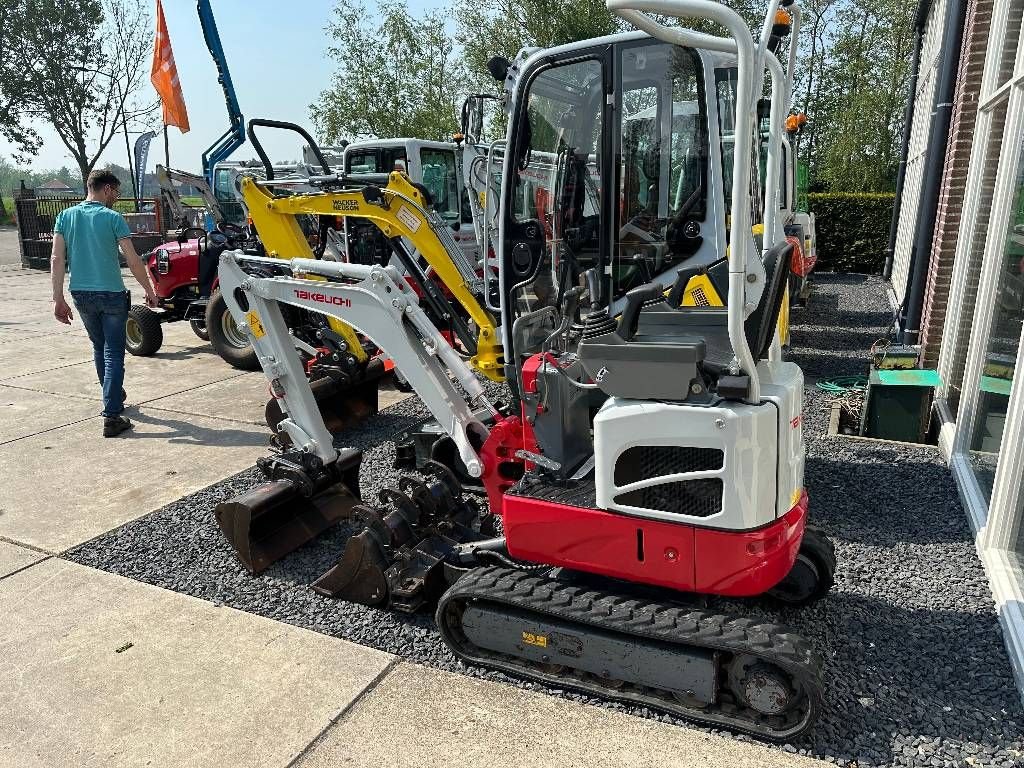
left=941, top=0, right=1024, bottom=416
left=966, top=133, right=1024, bottom=499
left=945, top=105, right=1010, bottom=416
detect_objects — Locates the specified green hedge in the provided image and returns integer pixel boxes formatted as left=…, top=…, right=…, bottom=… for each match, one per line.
left=807, top=192, right=895, bottom=273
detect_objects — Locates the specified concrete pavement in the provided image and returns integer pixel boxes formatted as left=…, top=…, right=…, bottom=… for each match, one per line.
left=0, top=265, right=272, bottom=553
left=0, top=225, right=20, bottom=267
left=294, top=663, right=828, bottom=768
left=0, top=558, right=396, bottom=768
left=0, top=229, right=830, bottom=768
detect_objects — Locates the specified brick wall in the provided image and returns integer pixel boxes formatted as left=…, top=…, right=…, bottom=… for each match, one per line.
left=920, top=0, right=992, bottom=373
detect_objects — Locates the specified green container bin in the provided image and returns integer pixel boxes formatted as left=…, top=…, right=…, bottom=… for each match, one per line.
left=859, top=369, right=942, bottom=443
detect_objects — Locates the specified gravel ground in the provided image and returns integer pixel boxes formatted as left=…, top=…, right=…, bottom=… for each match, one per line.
left=67, top=273, right=1024, bottom=768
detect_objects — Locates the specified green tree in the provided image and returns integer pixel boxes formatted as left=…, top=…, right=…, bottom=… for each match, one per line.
left=10, top=0, right=157, bottom=189
left=793, top=0, right=916, bottom=192
left=0, top=1, right=41, bottom=160
left=457, top=0, right=624, bottom=103
left=311, top=0, right=467, bottom=142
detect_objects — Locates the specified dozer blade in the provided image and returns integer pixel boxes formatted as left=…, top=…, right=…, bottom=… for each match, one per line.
left=266, top=357, right=387, bottom=440
left=311, top=529, right=390, bottom=603
left=215, top=480, right=358, bottom=574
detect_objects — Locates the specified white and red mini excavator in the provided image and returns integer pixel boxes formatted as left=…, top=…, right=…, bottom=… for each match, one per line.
left=213, top=0, right=836, bottom=741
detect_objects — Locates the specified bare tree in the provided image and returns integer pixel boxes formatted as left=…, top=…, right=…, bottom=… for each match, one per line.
left=14, top=0, right=158, bottom=189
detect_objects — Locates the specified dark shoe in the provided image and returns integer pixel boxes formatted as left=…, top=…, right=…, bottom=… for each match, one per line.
left=103, top=415, right=133, bottom=437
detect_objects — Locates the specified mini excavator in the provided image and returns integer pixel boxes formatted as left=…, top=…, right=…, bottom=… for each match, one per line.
left=213, top=0, right=836, bottom=741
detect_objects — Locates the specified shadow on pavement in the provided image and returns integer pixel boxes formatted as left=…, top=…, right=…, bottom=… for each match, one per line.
left=126, top=407, right=269, bottom=448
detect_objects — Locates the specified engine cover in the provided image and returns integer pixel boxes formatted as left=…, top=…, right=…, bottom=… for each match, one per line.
left=593, top=361, right=803, bottom=531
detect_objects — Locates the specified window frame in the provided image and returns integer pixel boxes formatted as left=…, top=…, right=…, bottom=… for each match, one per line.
left=938, top=0, right=1024, bottom=548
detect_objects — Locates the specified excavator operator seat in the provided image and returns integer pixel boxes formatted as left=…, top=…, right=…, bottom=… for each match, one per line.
left=577, top=240, right=794, bottom=402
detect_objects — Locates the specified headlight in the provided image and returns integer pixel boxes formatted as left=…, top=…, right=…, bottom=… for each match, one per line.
left=155, top=248, right=170, bottom=275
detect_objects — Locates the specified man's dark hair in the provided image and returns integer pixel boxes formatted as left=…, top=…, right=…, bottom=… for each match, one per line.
left=87, top=169, right=121, bottom=191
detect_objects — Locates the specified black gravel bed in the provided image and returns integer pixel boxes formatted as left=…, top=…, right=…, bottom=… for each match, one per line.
left=66, top=273, right=1024, bottom=767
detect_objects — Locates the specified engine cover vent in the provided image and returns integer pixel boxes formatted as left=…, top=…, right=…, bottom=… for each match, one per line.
left=614, top=479, right=723, bottom=517
left=614, top=445, right=724, bottom=487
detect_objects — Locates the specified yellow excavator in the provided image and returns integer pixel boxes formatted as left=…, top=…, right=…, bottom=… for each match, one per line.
left=217, top=119, right=508, bottom=567
left=235, top=119, right=506, bottom=435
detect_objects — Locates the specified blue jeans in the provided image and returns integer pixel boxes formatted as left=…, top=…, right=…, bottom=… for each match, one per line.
left=71, top=290, right=128, bottom=417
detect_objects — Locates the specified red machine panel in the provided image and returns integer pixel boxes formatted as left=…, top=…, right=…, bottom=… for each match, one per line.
left=503, top=490, right=808, bottom=597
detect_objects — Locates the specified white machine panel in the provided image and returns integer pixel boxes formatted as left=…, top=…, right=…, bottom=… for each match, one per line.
left=594, top=397, right=779, bottom=531
left=593, top=356, right=806, bottom=532
left=757, top=359, right=805, bottom=516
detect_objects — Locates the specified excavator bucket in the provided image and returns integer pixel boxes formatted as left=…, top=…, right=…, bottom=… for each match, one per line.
left=311, top=528, right=390, bottom=604
left=310, top=462, right=495, bottom=611
left=265, top=357, right=388, bottom=439
left=215, top=450, right=363, bottom=574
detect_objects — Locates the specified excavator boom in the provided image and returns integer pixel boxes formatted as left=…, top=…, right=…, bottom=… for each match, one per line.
left=239, top=172, right=505, bottom=381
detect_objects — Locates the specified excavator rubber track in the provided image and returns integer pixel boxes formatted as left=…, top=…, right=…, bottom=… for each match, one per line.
left=437, top=565, right=824, bottom=742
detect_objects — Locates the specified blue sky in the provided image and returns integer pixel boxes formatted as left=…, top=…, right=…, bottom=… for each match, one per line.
left=0, top=0, right=449, bottom=176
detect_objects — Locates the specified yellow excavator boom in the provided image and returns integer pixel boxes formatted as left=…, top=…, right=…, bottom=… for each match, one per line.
left=240, top=172, right=504, bottom=381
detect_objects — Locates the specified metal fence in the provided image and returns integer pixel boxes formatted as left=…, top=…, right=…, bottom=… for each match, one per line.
left=12, top=187, right=165, bottom=270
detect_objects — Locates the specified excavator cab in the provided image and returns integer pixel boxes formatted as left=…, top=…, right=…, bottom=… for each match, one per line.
left=498, top=37, right=769, bottom=403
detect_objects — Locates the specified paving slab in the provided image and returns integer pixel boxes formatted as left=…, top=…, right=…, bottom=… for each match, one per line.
left=294, top=662, right=829, bottom=768
left=0, top=318, right=81, bottom=339
left=0, top=385, right=102, bottom=443
left=0, top=406, right=269, bottom=552
left=0, top=332, right=96, bottom=379
left=0, top=559, right=395, bottom=768
left=0, top=302, right=55, bottom=326
left=146, top=372, right=269, bottom=424
left=5, top=348, right=241, bottom=403
left=0, top=540, right=46, bottom=579
left=0, top=326, right=70, bottom=344
left=155, top=319, right=213, bottom=349
left=0, top=228, right=22, bottom=268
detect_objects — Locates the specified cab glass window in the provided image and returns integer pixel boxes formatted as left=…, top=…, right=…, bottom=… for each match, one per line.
left=510, top=57, right=604, bottom=314
left=420, top=148, right=460, bottom=223
left=614, top=42, right=707, bottom=299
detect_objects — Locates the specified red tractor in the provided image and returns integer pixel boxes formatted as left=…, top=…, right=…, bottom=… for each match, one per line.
left=125, top=222, right=260, bottom=370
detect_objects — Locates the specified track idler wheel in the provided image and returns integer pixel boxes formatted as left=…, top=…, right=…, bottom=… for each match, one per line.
left=728, top=655, right=799, bottom=717
left=767, top=526, right=836, bottom=606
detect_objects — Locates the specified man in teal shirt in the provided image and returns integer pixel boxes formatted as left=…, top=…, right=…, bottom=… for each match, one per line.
left=51, top=169, right=159, bottom=437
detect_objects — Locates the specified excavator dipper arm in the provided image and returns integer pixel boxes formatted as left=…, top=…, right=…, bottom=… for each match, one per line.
left=218, top=252, right=494, bottom=477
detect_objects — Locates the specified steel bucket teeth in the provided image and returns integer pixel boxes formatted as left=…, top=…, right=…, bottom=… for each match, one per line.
left=215, top=481, right=357, bottom=574
left=311, top=529, right=390, bottom=603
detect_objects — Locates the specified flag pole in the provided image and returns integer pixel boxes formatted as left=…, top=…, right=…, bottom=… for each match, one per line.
left=163, top=125, right=170, bottom=169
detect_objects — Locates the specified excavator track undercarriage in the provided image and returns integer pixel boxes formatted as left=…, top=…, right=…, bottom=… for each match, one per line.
left=436, top=565, right=825, bottom=742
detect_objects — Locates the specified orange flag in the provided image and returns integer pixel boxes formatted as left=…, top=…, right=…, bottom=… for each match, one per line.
left=151, top=0, right=190, bottom=133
